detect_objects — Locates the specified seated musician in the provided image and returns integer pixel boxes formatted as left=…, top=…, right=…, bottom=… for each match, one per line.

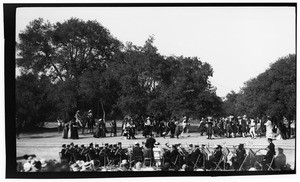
left=111, top=144, right=121, bottom=165
left=93, top=144, right=101, bottom=160
left=79, top=144, right=89, bottom=161
left=86, top=143, right=95, bottom=161
left=262, top=145, right=275, bottom=170
left=192, top=145, right=203, bottom=168
left=185, top=144, right=195, bottom=164
left=208, top=145, right=223, bottom=169
left=117, top=142, right=128, bottom=161
left=60, top=144, right=71, bottom=163
left=170, top=144, right=180, bottom=168
left=132, top=142, right=144, bottom=163
left=233, top=143, right=246, bottom=170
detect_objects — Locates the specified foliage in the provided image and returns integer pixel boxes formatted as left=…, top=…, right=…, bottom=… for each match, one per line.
left=225, top=54, right=296, bottom=124
left=16, top=18, right=224, bottom=128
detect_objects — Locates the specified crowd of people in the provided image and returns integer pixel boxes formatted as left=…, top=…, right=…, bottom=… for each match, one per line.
left=17, top=136, right=291, bottom=172
left=57, top=110, right=294, bottom=142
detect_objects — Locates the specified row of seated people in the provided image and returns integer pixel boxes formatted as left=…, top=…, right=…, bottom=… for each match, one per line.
left=59, top=141, right=289, bottom=171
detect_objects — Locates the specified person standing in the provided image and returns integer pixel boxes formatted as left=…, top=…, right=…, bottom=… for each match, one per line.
left=249, top=119, right=257, bottom=139
left=240, top=116, right=247, bottom=137
left=62, top=120, right=69, bottom=139
left=70, top=119, right=79, bottom=139
left=198, top=118, right=206, bottom=136
left=206, top=117, right=213, bottom=139
left=174, top=120, right=182, bottom=139
left=87, top=110, right=95, bottom=134
left=110, top=120, right=117, bottom=137
left=93, top=119, right=102, bottom=138
left=181, top=116, right=190, bottom=137
left=265, top=116, right=274, bottom=139
left=57, top=118, right=63, bottom=133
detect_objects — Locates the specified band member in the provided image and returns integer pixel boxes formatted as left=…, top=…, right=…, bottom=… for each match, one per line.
left=132, top=142, right=144, bottom=163
left=208, top=145, right=223, bottom=169
left=232, top=143, right=246, bottom=170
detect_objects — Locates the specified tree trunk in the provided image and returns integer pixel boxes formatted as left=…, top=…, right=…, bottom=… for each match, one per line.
left=101, top=99, right=106, bottom=121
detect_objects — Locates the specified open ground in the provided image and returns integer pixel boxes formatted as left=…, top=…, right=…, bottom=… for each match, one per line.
left=16, top=122, right=295, bottom=170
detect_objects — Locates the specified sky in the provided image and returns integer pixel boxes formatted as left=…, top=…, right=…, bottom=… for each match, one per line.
left=15, top=6, right=295, bottom=98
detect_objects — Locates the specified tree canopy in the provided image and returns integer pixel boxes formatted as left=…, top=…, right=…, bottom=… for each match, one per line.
left=223, top=54, right=296, bottom=124
left=16, top=18, right=222, bottom=128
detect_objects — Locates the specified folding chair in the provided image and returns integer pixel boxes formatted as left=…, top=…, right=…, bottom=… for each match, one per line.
left=213, top=155, right=225, bottom=171
left=266, top=156, right=275, bottom=171
left=171, top=154, right=179, bottom=167
left=238, top=152, right=248, bottom=171
left=193, top=153, right=202, bottom=169
left=143, top=149, right=153, bottom=167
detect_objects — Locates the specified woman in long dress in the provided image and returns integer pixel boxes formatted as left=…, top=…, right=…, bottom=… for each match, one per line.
left=174, top=120, right=182, bottom=138
left=62, top=121, right=69, bottom=139
left=70, top=120, right=79, bottom=139
left=93, top=119, right=102, bottom=138
left=265, top=118, right=273, bottom=139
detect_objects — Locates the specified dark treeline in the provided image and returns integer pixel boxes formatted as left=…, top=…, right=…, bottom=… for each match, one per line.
left=16, top=18, right=296, bottom=133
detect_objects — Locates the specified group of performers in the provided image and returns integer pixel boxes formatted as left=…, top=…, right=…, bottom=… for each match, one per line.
left=59, top=137, right=284, bottom=171
left=61, top=110, right=117, bottom=139
left=199, top=115, right=275, bottom=140
left=60, top=110, right=279, bottom=142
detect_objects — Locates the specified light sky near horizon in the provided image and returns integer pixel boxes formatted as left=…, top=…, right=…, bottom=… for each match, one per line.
left=15, top=6, right=295, bottom=98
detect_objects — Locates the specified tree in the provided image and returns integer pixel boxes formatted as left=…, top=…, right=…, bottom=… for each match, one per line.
left=17, top=18, right=121, bottom=120
left=16, top=74, right=56, bottom=128
left=233, top=54, right=295, bottom=138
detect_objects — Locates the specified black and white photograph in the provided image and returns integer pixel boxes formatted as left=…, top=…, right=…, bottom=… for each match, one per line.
left=3, top=2, right=297, bottom=180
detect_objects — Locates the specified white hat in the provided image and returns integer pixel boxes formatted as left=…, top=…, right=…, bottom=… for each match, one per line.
left=40, top=159, right=47, bottom=168
left=23, top=162, right=32, bottom=172
left=121, top=159, right=128, bottom=165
